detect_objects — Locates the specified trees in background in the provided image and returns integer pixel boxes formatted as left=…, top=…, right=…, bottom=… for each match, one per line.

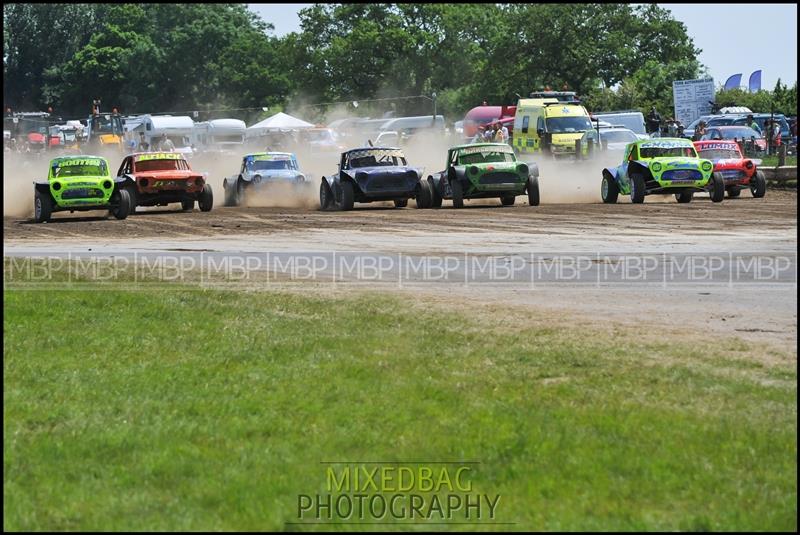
left=3, top=3, right=797, bottom=122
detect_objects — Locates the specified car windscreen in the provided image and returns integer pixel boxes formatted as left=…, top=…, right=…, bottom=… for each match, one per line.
left=718, top=128, right=762, bottom=140
left=601, top=130, right=638, bottom=143
left=135, top=159, right=187, bottom=172
left=697, top=148, right=740, bottom=160
left=546, top=116, right=593, bottom=133
left=458, top=150, right=515, bottom=164
left=53, top=159, right=107, bottom=177
left=595, top=115, right=645, bottom=135
left=732, top=117, right=790, bottom=135
left=706, top=117, right=736, bottom=127
left=349, top=150, right=407, bottom=168
left=639, top=146, right=696, bottom=158
left=252, top=159, right=296, bottom=171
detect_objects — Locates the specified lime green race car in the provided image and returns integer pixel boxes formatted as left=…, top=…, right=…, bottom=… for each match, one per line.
left=33, top=155, right=132, bottom=222
left=601, top=138, right=724, bottom=203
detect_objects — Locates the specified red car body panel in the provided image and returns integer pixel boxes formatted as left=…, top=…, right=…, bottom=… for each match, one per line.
left=693, top=140, right=757, bottom=187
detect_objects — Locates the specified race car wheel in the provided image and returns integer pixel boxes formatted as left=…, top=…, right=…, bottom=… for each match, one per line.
left=415, top=181, right=432, bottom=209
left=630, top=174, right=646, bottom=204
left=338, top=181, right=355, bottom=211
left=198, top=184, right=214, bottom=212
left=319, top=180, right=334, bottom=210
left=429, top=178, right=443, bottom=208
left=125, top=185, right=138, bottom=214
left=34, top=189, right=53, bottom=223
left=500, top=194, right=516, bottom=206
left=451, top=179, right=464, bottom=208
left=394, top=199, right=408, bottom=208
left=109, top=188, right=131, bottom=220
left=181, top=199, right=194, bottom=211
left=223, top=181, right=237, bottom=207
left=750, top=170, right=766, bottom=198
left=527, top=176, right=540, bottom=206
left=726, top=187, right=741, bottom=198
left=675, top=191, right=693, bottom=203
left=601, top=174, right=618, bottom=204
left=235, top=179, right=245, bottom=206
left=709, top=172, right=725, bottom=203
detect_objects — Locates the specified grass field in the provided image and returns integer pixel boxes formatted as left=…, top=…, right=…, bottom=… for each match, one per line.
left=3, top=262, right=797, bottom=531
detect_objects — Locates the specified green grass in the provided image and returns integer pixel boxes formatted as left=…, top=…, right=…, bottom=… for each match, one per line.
left=3, top=263, right=797, bottom=531
left=759, top=155, right=797, bottom=167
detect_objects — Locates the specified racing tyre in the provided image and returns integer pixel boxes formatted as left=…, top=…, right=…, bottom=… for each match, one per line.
left=451, top=179, right=464, bottom=208
left=750, top=170, right=766, bottom=198
left=709, top=172, right=725, bottom=203
left=726, top=187, right=741, bottom=198
left=601, top=174, right=618, bottom=204
left=338, top=181, right=355, bottom=211
left=126, top=185, right=138, bottom=213
left=429, top=178, right=443, bottom=208
left=630, top=174, right=646, bottom=204
left=500, top=194, right=516, bottom=206
left=34, top=189, right=53, bottom=223
left=527, top=176, right=540, bottom=206
left=224, top=181, right=237, bottom=207
left=181, top=199, right=195, bottom=211
left=415, top=181, right=432, bottom=209
left=675, top=191, right=693, bottom=203
left=198, top=184, right=214, bottom=212
left=110, top=189, right=131, bottom=220
left=394, top=199, right=408, bottom=208
left=320, top=180, right=334, bottom=210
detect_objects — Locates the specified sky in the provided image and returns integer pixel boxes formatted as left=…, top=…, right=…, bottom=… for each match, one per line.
left=248, top=3, right=797, bottom=91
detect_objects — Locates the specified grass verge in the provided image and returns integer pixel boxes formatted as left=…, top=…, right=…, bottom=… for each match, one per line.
left=3, top=261, right=797, bottom=530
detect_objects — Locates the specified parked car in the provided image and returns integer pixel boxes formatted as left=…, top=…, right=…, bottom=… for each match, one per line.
left=319, top=147, right=432, bottom=211
left=601, top=138, right=724, bottom=204
left=116, top=152, right=213, bottom=212
left=693, top=140, right=766, bottom=198
left=705, top=114, right=790, bottom=143
left=33, top=155, right=131, bottom=222
left=223, top=152, right=309, bottom=206
left=596, top=127, right=640, bottom=151
left=427, top=143, right=539, bottom=208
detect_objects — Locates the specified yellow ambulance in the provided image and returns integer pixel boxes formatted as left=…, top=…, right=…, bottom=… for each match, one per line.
left=512, top=97, right=594, bottom=157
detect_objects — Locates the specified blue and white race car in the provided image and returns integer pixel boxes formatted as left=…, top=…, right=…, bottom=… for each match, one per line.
left=222, top=152, right=310, bottom=206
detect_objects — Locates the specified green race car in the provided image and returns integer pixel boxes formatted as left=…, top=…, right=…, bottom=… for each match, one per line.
left=601, top=138, right=725, bottom=204
left=427, top=143, right=540, bottom=208
left=33, top=155, right=132, bottom=222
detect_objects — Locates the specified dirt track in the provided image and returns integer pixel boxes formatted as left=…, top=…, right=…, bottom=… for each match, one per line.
left=4, top=189, right=797, bottom=241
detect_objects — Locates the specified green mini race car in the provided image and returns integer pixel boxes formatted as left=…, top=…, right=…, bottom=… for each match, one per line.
left=601, top=138, right=725, bottom=204
left=427, top=143, right=540, bottom=208
left=33, top=155, right=132, bottom=222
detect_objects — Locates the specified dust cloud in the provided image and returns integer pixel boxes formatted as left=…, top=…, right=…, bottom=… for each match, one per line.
left=3, top=153, right=47, bottom=218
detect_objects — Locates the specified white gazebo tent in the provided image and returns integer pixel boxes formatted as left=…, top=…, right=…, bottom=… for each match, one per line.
left=246, top=112, right=315, bottom=138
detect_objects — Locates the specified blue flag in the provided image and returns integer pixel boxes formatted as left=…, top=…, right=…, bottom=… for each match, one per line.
left=748, top=70, right=762, bottom=93
left=724, top=73, right=743, bottom=91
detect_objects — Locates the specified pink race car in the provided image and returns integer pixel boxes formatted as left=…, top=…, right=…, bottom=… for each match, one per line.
left=693, top=140, right=766, bottom=198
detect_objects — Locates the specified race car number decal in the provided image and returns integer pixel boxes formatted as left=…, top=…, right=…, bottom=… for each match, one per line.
left=57, top=158, right=103, bottom=167
left=136, top=153, right=183, bottom=161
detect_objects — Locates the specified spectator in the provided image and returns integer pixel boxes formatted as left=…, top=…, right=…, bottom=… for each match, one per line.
left=694, top=120, right=707, bottom=141
left=139, top=133, right=150, bottom=152
left=746, top=114, right=762, bottom=135
left=159, top=133, right=175, bottom=152
left=667, top=118, right=679, bottom=137
left=500, top=123, right=510, bottom=144
left=493, top=123, right=506, bottom=143
left=646, top=106, right=662, bottom=134
left=771, top=119, right=782, bottom=154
